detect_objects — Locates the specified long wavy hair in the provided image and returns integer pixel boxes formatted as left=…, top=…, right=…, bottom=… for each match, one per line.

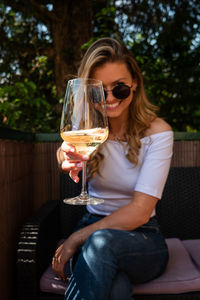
left=77, top=38, right=158, bottom=179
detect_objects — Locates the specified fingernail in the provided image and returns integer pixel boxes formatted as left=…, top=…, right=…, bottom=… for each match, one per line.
left=70, top=172, right=79, bottom=183
left=76, top=162, right=82, bottom=168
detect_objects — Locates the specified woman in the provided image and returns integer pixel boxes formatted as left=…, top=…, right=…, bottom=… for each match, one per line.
left=52, top=38, right=173, bottom=300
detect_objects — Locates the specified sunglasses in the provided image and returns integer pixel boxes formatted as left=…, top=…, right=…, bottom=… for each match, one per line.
left=87, top=83, right=132, bottom=103
left=104, top=84, right=132, bottom=100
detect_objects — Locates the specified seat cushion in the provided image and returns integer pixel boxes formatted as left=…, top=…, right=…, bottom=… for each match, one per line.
left=40, top=238, right=200, bottom=295
left=182, top=239, right=200, bottom=270
left=40, top=260, right=69, bottom=295
left=134, top=238, right=200, bottom=294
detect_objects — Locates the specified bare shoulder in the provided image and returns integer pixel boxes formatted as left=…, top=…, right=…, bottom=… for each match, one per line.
left=144, top=118, right=172, bottom=137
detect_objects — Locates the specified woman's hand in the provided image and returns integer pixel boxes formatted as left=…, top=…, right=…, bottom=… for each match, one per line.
left=52, top=233, right=81, bottom=281
left=58, top=142, right=89, bottom=183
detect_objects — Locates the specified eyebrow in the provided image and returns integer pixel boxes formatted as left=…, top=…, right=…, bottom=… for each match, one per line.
left=112, top=78, right=127, bottom=84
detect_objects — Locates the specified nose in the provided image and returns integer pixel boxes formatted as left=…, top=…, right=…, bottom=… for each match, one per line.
left=104, top=89, right=115, bottom=102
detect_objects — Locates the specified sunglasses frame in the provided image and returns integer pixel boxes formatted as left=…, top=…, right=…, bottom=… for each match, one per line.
left=104, top=84, right=133, bottom=100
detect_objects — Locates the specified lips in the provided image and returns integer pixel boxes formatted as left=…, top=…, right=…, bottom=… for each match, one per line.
left=106, top=101, right=121, bottom=111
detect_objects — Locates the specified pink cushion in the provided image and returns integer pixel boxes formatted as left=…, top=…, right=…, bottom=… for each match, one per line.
left=40, top=238, right=200, bottom=295
left=182, top=239, right=200, bottom=270
left=40, top=262, right=69, bottom=294
left=134, top=238, right=200, bottom=294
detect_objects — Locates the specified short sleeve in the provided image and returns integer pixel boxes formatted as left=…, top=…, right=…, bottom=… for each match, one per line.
left=134, top=131, right=174, bottom=199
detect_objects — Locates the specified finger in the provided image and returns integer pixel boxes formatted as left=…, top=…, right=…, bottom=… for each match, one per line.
left=61, top=142, right=75, bottom=153
left=61, top=160, right=76, bottom=171
left=69, top=170, right=80, bottom=183
left=61, top=143, right=78, bottom=160
left=67, top=152, right=89, bottom=161
left=61, top=160, right=82, bottom=176
left=52, top=266, right=65, bottom=280
left=52, top=257, right=65, bottom=279
left=61, top=142, right=78, bottom=159
left=53, top=262, right=67, bottom=283
left=61, top=142, right=89, bottom=161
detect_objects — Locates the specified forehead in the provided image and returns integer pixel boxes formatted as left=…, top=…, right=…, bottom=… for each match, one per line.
left=92, top=62, right=132, bottom=84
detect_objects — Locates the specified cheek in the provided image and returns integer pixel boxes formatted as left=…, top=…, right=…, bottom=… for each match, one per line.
left=122, top=94, right=133, bottom=107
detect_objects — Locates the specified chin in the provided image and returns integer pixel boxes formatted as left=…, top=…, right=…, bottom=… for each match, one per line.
left=107, top=112, right=121, bottom=119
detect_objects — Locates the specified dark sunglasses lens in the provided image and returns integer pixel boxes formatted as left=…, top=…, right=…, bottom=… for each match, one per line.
left=113, top=85, right=130, bottom=99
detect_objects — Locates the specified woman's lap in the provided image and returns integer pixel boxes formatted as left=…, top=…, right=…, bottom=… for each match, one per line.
left=65, top=213, right=169, bottom=300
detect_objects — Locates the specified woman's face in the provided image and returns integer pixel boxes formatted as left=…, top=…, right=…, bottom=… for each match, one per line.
left=92, top=62, right=137, bottom=120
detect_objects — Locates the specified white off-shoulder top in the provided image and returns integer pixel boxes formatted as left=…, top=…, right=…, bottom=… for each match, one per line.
left=87, top=131, right=174, bottom=217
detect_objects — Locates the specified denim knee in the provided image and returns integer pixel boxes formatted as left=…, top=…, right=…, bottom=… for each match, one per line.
left=82, top=229, right=117, bottom=266
left=83, top=229, right=115, bottom=253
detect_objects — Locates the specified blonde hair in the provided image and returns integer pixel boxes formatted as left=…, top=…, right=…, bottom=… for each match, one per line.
left=78, top=38, right=158, bottom=179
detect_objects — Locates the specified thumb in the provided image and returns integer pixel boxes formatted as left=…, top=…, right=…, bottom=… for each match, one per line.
left=69, top=170, right=80, bottom=183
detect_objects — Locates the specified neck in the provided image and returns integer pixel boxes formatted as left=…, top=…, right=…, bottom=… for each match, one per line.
left=109, top=118, right=127, bottom=141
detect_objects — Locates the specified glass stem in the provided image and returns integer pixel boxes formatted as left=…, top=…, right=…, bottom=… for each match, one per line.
left=80, top=161, right=88, bottom=199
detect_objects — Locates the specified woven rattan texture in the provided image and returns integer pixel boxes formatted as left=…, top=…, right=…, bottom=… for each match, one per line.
left=17, top=201, right=60, bottom=300
left=156, top=167, right=200, bottom=239
left=60, top=173, right=86, bottom=238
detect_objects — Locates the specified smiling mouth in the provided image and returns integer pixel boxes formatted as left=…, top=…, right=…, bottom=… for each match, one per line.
left=106, top=101, right=121, bottom=111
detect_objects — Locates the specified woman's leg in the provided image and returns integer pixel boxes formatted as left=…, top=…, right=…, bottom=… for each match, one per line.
left=65, top=270, right=133, bottom=300
left=65, top=218, right=168, bottom=300
left=109, top=271, right=133, bottom=300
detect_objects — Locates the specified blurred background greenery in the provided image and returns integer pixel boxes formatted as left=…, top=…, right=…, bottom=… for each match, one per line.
left=0, top=0, right=199, bottom=133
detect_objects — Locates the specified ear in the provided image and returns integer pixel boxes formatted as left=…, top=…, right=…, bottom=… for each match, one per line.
left=132, top=78, right=138, bottom=91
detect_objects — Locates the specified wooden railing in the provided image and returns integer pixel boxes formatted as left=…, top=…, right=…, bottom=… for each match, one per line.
left=0, top=129, right=200, bottom=300
left=0, top=130, right=61, bottom=300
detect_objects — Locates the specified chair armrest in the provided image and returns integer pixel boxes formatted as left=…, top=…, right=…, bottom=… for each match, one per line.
left=17, top=200, right=60, bottom=300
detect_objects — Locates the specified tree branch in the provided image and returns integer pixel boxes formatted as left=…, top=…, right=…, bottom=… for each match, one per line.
left=28, top=0, right=60, bottom=23
left=5, top=0, right=60, bottom=25
left=0, top=27, right=54, bottom=59
left=37, top=46, right=55, bottom=58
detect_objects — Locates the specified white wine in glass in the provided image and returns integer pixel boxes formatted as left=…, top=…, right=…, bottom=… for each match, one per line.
left=60, top=78, right=108, bottom=205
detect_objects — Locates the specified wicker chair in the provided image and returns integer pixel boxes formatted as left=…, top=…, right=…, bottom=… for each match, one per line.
left=16, top=167, right=200, bottom=300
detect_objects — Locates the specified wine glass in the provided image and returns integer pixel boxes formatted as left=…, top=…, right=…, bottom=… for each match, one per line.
left=60, top=78, right=108, bottom=205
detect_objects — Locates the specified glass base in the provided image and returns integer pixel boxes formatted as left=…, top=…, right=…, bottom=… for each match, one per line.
left=63, top=195, right=104, bottom=205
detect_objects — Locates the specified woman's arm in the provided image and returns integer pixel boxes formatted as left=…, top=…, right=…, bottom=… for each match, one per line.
left=72, top=191, right=158, bottom=245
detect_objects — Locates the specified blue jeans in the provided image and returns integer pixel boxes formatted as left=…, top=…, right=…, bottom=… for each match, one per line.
left=64, top=213, right=169, bottom=300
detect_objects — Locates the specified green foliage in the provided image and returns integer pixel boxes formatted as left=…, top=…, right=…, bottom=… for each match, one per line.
left=0, top=0, right=199, bottom=132
left=0, top=2, right=58, bottom=132
left=81, top=3, right=120, bottom=51
left=120, top=0, right=200, bottom=131
left=0, top=78, right=57, bottom=132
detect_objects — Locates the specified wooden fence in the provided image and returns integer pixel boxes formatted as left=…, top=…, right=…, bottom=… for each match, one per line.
left=0, top=130, right=200, bottom=300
